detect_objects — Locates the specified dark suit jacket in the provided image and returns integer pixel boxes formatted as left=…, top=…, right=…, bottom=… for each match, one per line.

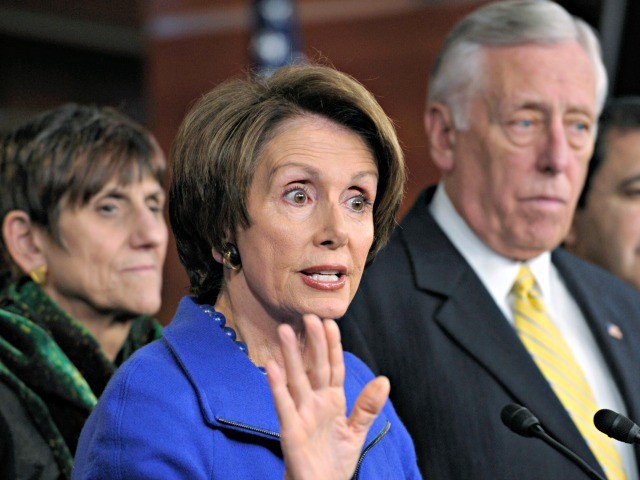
left=341, top=186, right=640, bottom=479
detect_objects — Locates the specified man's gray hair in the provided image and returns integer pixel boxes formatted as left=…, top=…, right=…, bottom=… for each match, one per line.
left=428, top=0, right=608, bottom=129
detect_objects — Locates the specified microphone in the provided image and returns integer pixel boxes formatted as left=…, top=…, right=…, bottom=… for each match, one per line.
left=594, top=408, right=640, bottom=444
left=501, top=403, right=606, bottom=480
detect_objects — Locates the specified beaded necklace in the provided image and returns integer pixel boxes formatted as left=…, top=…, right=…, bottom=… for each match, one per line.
left=200, top=304, right=267, bottom=374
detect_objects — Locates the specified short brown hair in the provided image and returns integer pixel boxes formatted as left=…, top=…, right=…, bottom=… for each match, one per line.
left=170, top=64, right=405, bottom=300
left=0, top=103, right=165, bottom=278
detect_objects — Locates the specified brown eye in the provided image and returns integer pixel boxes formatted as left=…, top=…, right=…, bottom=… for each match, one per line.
left=285, top=188, right=310, bottom=206
left=293, top=191, right=307, bottom=204
left=348, top=195, right=367, bottom=212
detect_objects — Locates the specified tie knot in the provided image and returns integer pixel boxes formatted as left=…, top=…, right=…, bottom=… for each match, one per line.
left=512, top=265, right=536, bottom=296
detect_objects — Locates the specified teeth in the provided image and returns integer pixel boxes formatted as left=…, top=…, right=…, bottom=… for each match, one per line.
left=310, top=273, right=340, bottom=282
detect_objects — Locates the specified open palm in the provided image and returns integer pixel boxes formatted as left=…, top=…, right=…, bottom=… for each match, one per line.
left=266, top=314, right=390, bottom=480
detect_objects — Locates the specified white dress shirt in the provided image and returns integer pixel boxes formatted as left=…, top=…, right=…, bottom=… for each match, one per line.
left=430, top=183, right=637, bottom=479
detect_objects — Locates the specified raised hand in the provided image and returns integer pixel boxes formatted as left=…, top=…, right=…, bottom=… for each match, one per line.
left=266, top=314, right=390, bottom=480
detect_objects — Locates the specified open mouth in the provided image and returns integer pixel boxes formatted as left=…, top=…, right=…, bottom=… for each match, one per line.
left=300, top=268, right=347, bottom=290
left=303, top=271, right=343, bottom=282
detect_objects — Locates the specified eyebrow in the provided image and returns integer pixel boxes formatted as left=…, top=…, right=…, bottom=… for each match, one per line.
left=511, top=101, right=595, bottom=119
left=96, top=185, right=165, bottom=201
left=97, top=187, right=126, bottom=200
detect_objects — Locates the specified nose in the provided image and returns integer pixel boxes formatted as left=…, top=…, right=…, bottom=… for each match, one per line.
left=537, top=118, right=570, bottom=174
left=131, top=208, right=168, bottom=251
left=315, top=202, right=349, bottom=250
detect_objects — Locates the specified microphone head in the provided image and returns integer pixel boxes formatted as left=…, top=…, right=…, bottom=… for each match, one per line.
left=594, top=409, right=640, bottom=444
left=501, top=403, right=541, bottom=437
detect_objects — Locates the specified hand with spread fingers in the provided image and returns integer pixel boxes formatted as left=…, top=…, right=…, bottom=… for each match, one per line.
left=267, top=314, right=390, bottom=480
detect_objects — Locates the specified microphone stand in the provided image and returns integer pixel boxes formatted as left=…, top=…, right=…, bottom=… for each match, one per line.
left=529, top=425, right=605, bottom=480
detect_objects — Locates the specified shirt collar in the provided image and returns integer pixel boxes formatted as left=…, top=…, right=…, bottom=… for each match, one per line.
left=430, top=183, right=552, bottom=306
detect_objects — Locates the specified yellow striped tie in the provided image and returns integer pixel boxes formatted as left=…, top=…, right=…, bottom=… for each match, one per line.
left=512, top=266, right=626, bottom=480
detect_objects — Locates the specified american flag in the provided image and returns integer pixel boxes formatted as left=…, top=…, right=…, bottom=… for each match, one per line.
left=250, top=0, right=305, bottom=77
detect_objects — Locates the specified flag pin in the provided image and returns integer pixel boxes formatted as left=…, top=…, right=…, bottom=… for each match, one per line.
left=607, top=322, right=623, bottom=340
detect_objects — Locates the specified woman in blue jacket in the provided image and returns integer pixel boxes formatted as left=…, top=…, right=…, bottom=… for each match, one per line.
left=73, top=64, right=420, bottom=479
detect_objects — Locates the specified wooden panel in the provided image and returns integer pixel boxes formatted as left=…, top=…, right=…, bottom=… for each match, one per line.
left=142, top=0, right=489, bottom=323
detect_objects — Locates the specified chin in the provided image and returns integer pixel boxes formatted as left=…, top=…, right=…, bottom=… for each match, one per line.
left=307, top=301, right=349, bottom=320
left=128, top=297, right=162, bottom=317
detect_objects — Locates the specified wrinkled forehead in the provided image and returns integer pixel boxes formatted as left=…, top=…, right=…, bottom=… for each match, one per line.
left=477, top=41, right=598, bottom=117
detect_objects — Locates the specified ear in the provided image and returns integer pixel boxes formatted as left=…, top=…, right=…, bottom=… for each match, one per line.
left=425, top=102, right=457, bottom=173
left=212, top=247, right=224, bottom=265
left=2, top=211, right=47, bottom=276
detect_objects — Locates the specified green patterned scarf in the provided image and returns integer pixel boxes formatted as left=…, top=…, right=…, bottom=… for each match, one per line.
left=0, top=279, right=162, bottom=479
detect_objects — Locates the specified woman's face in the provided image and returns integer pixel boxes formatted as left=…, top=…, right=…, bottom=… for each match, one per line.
left=234, top=115, right=378, bottom=323
left=40, top=170, right=168, bottom=321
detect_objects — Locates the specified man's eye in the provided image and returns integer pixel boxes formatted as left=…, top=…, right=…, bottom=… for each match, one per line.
left=572, top=121, right=590, bottom=132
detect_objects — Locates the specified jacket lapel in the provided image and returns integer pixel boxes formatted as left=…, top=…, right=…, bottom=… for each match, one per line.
left=162, top=298, right=281, bottom=438
left=554, top=249, right=640, bottom=426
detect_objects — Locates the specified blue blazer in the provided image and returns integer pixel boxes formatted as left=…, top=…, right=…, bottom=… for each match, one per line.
left=73, top=297, right=420, bottom=479
left=341, top=186, right=640, bottom=479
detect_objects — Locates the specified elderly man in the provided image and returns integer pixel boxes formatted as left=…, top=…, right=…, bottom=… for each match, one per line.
left=340, top=1, right=640, bottom=479
left=567, top=97, right=640, bottom=291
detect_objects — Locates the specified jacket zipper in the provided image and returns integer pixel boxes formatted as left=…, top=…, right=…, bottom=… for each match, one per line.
left=216, top=417, right=281, bottom=439
left=352, top=420, right=391, bottom=479
left=218, top=417, right=391, bottom=479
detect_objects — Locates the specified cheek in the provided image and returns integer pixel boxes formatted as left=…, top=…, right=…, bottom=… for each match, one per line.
left=478, top=153, right=515, bottom=202
left=48, top=257, right=98, bottom=300
left=351, top=223, right=375, bottom=264
left=486, top=177, right=515, bottom=218
left=615, top=210, right=640, bottom=252
left=66, top=229, right=114, bottom=261
left=592, top=204, right=640, bottom=264
left=240, top=223, right=301, bottom=272
left=600, top=202, right=639, bottom=233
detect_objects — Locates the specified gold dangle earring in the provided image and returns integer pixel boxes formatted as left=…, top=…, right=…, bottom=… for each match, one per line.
left=29, top=264, right=47, bottom=285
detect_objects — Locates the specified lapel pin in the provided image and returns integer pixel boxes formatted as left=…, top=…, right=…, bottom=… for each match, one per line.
left=606, top=322, right=623, bottom=340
